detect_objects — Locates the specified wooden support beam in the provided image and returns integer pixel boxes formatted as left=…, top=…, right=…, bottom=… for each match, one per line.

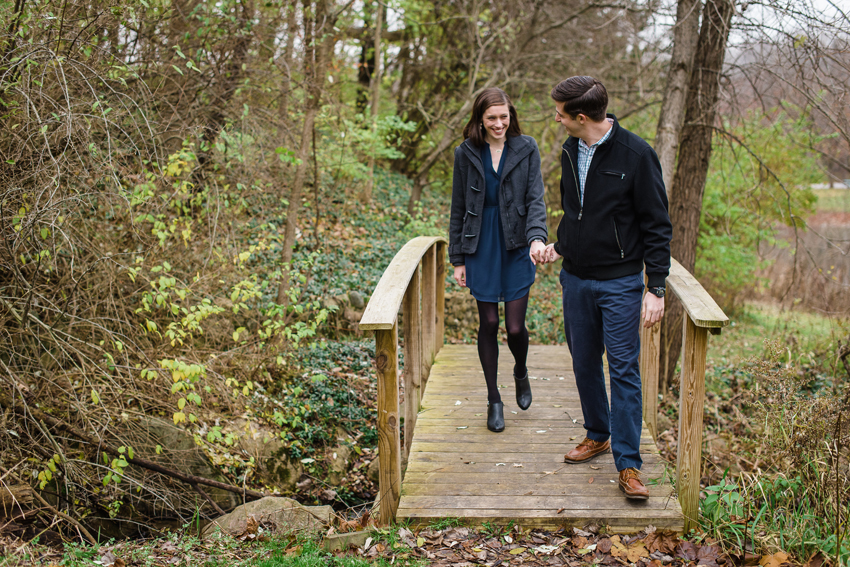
left=422, top=246, right=436, bottom=378
left=640, top=322, right=661, bottom=439
left=435, top=243, right=446, bottom=355
left=677, top=315, right=708, bottom=531
left=402, top=266, right=422, bottom=463
left=375, top=325, right=402, bottom=525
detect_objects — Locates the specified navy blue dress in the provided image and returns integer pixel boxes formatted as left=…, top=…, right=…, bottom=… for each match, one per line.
left=465, top=141, right=536, bottom=303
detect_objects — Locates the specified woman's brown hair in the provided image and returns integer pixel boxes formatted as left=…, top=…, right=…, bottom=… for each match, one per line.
left=462, top=87, right=523, bottom=147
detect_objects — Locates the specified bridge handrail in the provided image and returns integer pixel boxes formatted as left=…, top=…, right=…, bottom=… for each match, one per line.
left=359, top=235, right=447, bottom=525
left=640, top=256, right=729, bottom=532
left=360, top=236, right=446, bottom=330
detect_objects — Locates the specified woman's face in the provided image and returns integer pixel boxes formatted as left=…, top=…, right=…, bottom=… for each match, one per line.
left=482, top=104, right=510, bottom=144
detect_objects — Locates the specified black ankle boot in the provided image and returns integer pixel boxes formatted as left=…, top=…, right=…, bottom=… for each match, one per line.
left=514, top=369, right=532, bottom=410
left=487, top=402, right=505, bottom=432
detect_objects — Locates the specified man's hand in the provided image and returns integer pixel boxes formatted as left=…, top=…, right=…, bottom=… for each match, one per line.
left=542, top=243, right=562, bottom=264
left=529, top=240, right=546, bottom=265
left=454, top=265, right=467, bottom=288
left=641, top=293, right=665, bottom=328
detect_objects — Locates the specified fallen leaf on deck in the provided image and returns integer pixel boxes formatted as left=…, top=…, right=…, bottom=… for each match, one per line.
left=588, top=477, right=594, bottom=483
left=570, top=436, right=577, bottom=440
left=553, top=405, right=562, bottom=407
left=556, top=507, right=565, bottom=514
left=455, top=401, right=462, bottom=405
left=475, top=413, right=483, bottom=416
left=590, top=465, right=600, bottom=470
left=511, top=411, right=518, bottom=414
left=496, top=463, right=506, bottom=466
left=536, top=430, right=548, bottom=433
left=513, top=463, right=523, bottom=467
left=457, top=426, right=468, bottom=429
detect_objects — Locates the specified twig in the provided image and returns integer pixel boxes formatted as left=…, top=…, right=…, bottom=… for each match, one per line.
left=0, top=392, right=270, bottom=501
left=193, top=484, right=226, bottom=516
left=0, top=465, right=96, bottom=545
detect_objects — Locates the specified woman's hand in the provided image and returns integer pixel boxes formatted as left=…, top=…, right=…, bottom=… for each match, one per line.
left=454, top=265, right=467, bottom=287
left=529, top=240, right=546, bottom=265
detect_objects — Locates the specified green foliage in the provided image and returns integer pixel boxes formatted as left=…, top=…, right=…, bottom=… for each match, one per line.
left=696, top=109, right=820, bottom=311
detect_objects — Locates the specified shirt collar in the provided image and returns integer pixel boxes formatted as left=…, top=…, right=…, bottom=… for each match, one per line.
left=578, top=121, right=614, bottom=151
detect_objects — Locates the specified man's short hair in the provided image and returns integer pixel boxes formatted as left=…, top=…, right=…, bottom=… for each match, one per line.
left=551, top=76, right=608, bottom=122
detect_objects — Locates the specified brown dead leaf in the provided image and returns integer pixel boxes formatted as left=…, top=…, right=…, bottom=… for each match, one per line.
left=597, top=538, right=612, bottom=554
left=557, top=508, right=565, bottom=514
left=805, top=552, right=826, bottom=567
left=588, top=477, right=594, bottom=484
left=675, top=541, right=698, bottom=562
left=573, top=536, right=588, bottom=549
left=643, top=530, right=680, bottom=555
left=760, top=552, right=789, bottom=567
left=626, top=541, right=649, bottom=563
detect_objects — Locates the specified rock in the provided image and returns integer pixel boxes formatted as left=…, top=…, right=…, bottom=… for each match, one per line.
left=135, top=417, right=239, bottom=512
left=202, top=497, right=333, bottom=539
left=366, top=454, right=379, bottom=483
left=327, top=443, right=352, bottom=485
left=232, top=419, right=303, bottom=492
left=348, top=291, right=365, bottom=309
left=323, top=529, right=371, bottom=552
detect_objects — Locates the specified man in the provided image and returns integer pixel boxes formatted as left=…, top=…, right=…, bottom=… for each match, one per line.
left=539, top=76, right=672, bottom=500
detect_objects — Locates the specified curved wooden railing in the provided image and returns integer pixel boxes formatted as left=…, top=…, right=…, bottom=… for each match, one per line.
left=640, top=258, right=729, bottom=531
left=359, top=236, right=447, bottom=524
left=362, top=238, right=728, bottom=531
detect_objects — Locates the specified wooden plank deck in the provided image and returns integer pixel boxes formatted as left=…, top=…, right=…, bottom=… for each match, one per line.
left=398, top=344, right=684, bottom=533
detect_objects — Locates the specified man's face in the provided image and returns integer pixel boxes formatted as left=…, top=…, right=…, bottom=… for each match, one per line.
left=554, top=101, right=584, bottom=137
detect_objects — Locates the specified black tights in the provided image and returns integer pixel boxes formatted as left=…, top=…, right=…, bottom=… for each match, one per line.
left=476, top=293, right=530, bottom=404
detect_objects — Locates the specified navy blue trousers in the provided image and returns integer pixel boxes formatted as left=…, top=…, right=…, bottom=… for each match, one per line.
left=560, top=269, right=644, bottom=471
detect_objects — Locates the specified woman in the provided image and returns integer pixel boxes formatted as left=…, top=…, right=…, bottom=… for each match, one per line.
left=448, top=88, right=548, bottom=433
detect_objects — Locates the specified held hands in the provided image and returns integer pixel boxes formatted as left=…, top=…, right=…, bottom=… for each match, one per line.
left=529, top=240, right=547, bottom=265
left=532, top=243, right=562, bottom=265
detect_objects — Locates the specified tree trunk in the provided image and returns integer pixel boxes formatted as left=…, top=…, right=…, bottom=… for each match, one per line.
left=362, top=1, right=383, bottom=204
left=276, top=0, right=332, bottom=305
left=660, top=0, right=736, bottom=393
left=654, top=0, right=703, bottom=196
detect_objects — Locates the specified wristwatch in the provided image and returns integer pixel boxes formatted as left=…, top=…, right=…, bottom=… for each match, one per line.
left=648, top=286, right=666, bottom=298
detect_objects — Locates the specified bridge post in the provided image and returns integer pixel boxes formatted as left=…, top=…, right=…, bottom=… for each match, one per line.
left=435, top=242, right=446, bottom=354
left=677, top=315, right=708, bottom=531
left=639, top=322, right=661, bottom=439
left=375, top=324, right=402, bottom=525
left=402, top=265, right=422, bottom=462
left=422, top=246, right=436, bottom=380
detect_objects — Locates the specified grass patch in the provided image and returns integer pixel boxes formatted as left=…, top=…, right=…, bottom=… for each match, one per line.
left=815, top=188, right=850, bottom=213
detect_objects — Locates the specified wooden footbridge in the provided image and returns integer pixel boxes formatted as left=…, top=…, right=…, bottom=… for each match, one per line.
left=360, top=237, right=728, bottom=533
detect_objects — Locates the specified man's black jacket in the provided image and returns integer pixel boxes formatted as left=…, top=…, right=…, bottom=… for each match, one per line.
left=553, top=115, right=672, bottom=289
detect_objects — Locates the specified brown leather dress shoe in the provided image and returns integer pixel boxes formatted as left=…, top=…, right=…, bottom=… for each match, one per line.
left=563, top=437, right=611, bottom=464
left=619, top=468, right=649, bottom=500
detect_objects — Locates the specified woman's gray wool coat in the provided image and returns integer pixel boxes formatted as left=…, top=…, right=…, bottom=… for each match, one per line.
left=449, top=134, right=548, bottom=266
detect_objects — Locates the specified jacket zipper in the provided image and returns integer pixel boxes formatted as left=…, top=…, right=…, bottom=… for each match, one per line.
left=563, top=148, right=582, bottom=220
left=613, top=219, right=624, bottom=259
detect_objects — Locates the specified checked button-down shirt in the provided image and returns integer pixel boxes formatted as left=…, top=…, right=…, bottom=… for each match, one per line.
left=577, top=121, right=614, bottom=206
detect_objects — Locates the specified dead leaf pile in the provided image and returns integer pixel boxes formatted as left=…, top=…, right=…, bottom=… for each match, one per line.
left=327, top=523, right=746, bottom=567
